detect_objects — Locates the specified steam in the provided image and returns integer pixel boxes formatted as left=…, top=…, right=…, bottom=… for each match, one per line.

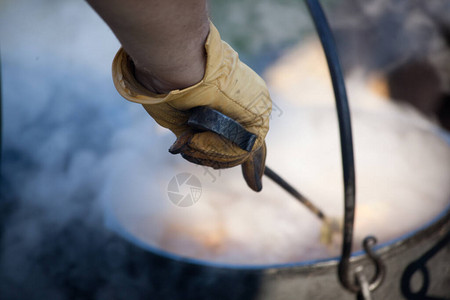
left=104, top=39, right=450, bottom=264
left=0, top=2, right=449, bottom=299
left=107, top=83, right=450, bottom=264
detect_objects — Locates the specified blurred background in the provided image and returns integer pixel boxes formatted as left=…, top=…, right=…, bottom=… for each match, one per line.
left=0, top=0, right=449, bottom=299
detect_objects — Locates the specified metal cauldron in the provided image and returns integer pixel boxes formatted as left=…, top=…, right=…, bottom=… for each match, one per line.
left=107, top=1, right=450, bottom=299
left=108, top=204, right=450, bottom=300
left=108, top=1, right=450, bottom=299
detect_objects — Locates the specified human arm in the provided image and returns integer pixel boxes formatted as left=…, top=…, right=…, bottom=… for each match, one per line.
left=86, top=0, right=209, bottom=93
left=87, top=0, right=272, bottom=191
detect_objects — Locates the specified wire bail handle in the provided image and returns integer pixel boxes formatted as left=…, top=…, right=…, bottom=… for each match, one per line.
left=304, top=0, right=386, bottom=297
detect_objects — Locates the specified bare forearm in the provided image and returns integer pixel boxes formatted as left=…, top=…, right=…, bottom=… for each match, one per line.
left=87, top=0, right=209, bottom=93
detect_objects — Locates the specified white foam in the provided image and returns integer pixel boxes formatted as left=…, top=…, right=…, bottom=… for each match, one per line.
left=107, top=41, right=450, bottom=264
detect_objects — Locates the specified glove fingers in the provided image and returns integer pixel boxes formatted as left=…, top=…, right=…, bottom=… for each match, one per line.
left=176, top=131, right=251, bottom=169
left=241, top=142, right=266, bottom=192
left=169, top=129, right=196, bottom=154
left=168, top=129, right=267, bottom=191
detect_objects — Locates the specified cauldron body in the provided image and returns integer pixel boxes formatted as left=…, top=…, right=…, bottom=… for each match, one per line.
left=112, top=206, right=450, bottom=300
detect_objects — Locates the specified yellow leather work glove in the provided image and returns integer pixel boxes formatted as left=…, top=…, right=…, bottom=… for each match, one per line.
left=112, top=22, right=272, bottom=191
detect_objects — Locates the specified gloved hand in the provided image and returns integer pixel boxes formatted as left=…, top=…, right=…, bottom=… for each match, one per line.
left=112, top=21, right=272, bottom=191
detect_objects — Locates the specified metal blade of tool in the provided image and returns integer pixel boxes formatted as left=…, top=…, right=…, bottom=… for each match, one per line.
left=264, top=166, right=325, bottom=221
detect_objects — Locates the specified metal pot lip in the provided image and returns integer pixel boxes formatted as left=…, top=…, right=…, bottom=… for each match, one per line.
left=109, top=203, right=450, bottom=271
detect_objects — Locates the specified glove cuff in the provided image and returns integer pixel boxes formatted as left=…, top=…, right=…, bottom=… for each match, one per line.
left=112, top=21, right=224, bottom=105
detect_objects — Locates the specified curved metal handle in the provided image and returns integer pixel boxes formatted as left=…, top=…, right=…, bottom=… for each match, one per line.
left=305, top=0, right=385, bottom=295
left=187, top=106, right=257, bottom=152
left=186, top=106, right=263, bottom=191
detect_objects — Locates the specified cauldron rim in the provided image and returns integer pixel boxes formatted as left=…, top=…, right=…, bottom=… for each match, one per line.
left=106, top=203, right=450, bottom=271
